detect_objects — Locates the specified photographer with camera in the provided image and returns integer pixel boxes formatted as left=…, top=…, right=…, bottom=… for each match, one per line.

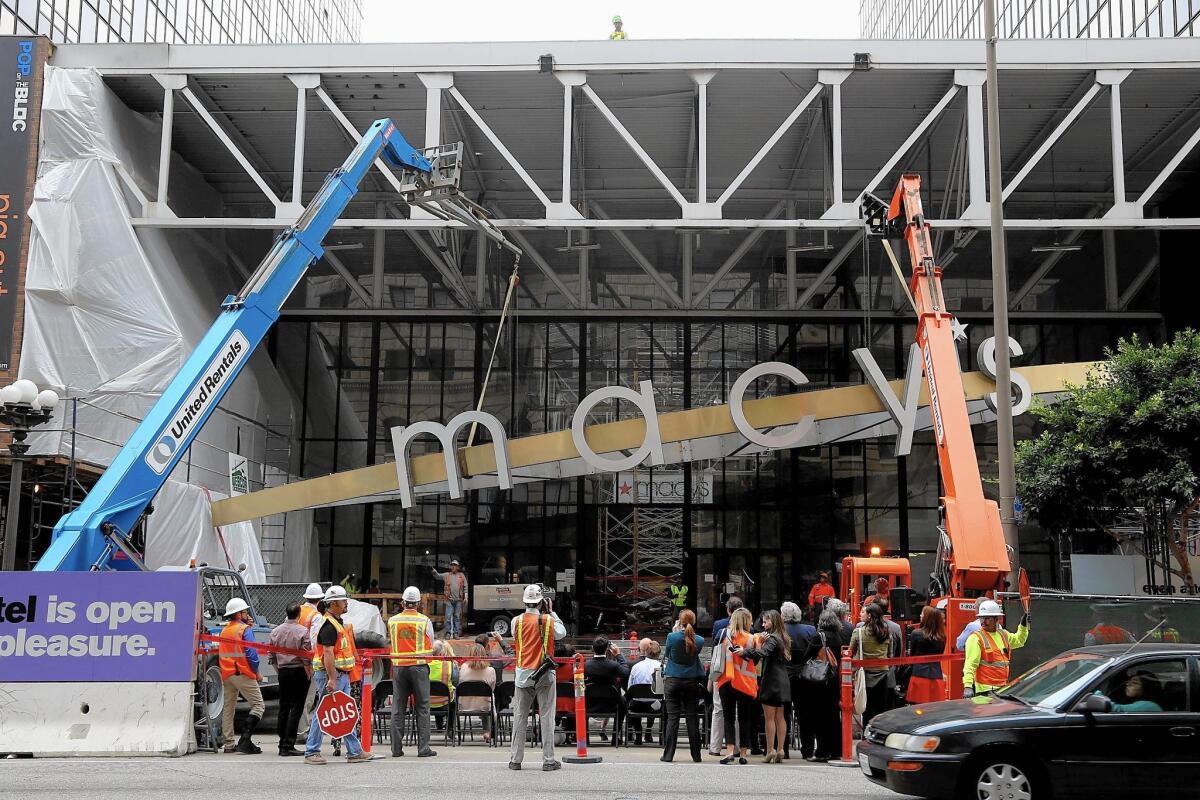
left=508, top=585, right=566, bottom=772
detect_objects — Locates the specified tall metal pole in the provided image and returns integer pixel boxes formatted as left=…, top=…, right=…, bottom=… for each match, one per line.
left=984, top=0, right=1021, bottom=576
left=3, top=449, right=25, bottom=571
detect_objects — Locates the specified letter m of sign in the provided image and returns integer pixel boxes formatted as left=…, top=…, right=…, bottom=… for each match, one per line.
left=390, top=412, right=513, bottom=508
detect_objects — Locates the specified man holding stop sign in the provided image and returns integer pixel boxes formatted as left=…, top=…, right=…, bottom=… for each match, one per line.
left=304, top=586, right=374, bottom=764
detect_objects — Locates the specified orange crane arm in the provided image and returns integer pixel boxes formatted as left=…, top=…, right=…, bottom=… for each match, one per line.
left=865, top=174, right=1010, bottom=595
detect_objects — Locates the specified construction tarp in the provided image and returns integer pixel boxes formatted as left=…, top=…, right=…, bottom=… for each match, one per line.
left=17, top=67, right=308, bottom=576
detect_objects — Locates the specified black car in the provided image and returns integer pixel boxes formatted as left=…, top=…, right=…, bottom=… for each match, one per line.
left=857, top=644, right=1200, bottom=800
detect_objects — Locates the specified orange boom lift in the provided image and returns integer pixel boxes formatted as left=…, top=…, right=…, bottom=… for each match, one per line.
left=861, top=174, right=1013, bottom=690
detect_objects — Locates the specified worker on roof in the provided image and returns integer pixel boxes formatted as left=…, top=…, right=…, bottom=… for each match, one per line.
left=431, top=558, right=468, bottom=639
left=962, top=599, right=1030, bottom=699
left=609, top=15, right=627, bottom=40
left=219, top=597, right=265, bottom=754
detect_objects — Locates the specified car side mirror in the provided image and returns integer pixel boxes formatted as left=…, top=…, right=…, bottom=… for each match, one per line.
left=1075, top=694, right=1112, bottom=714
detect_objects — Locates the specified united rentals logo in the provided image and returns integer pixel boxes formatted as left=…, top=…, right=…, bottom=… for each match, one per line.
left=145, top=331, right=249, bottom=474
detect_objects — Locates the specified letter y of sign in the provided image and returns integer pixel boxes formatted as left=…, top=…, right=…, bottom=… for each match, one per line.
left=853, top=343, right=923, bottom=457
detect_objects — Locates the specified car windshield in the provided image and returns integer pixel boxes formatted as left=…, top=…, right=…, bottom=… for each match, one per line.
left=997, top=652, right=1114, bottom=708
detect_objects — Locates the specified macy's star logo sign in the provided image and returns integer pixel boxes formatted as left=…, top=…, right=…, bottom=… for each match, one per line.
left=618, top=481, right=632, bottom=496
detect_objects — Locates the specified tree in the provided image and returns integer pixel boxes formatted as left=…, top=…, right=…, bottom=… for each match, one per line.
left=1016, top=330, right=1200, bottom=590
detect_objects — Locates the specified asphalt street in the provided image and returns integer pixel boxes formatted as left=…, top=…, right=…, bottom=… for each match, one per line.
left=0, top=747, right=907, bottom=799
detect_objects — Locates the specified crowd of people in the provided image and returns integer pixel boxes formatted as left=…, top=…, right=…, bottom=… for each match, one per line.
left=216, top=573, right=1031, bottom=769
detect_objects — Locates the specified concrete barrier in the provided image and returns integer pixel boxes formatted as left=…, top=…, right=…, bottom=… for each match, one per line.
left=0, top=571, right=201, bottom=757
left=0, top=682, right=193, bottom=756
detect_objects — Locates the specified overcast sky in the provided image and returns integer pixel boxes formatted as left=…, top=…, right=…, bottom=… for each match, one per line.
left=361, top=1, right=859, bottom=42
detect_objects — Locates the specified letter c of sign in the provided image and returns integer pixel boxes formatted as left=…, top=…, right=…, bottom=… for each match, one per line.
left=728, top=362, right=815, bottom=449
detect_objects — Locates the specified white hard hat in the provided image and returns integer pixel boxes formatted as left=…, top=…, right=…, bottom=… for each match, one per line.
left=224, top=597, right=250, bottom=617
left=303, top=582, right=324, bottom=600
left=523, top=584, right=544, bottom=605
left=323, top=585, right=349, bottom=603
left=975, top=599, right=1004, bottom=618
left=402, top=586, right=421, bottom=603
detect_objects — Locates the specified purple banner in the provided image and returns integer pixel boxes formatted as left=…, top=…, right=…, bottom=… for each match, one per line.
left=0, top=571, right=200, bottom=682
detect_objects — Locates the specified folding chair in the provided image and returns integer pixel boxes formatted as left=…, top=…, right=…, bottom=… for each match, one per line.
left=623, top=683, right=664, bottom=746
left=493, top=681, right=517, bottom=746
left=372, top=679, right=394, bottom=745
left=429, top=680, right=455, bottom=746
left=582, top=682, right=622, bottom=747
left=455, top=681, right=497, bottom=746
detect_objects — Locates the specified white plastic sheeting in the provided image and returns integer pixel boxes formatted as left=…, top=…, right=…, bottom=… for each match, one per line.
left=17, top=67, right=310, bottom=577
left=145, top=479, right=265, bottom=584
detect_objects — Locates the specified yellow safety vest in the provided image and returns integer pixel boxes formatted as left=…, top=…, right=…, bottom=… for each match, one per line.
left=388, top=610, right=433, bottom=667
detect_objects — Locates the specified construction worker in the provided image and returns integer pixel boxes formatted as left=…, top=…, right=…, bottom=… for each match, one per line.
left=304, top=586, right=371, bottom=764
left=609, top=15, right=627, bottom=40
left=508, top=585, right=565, bottom=771
left=298, top=583, right=324, bottom=730
left=807, top=571, right=836, bottom=615
left=962, top=599, right=1030, bottom=698
left=668, top=578, right=689, bottom=622
left=431, top=559, right=468, bottom=639
left=299, top=583, right=324, bottom=631
left=1083, top=604, right=1136, bottom=646
left=218, top=597, right=265, bottom=754
left=1144, top=604, right=1182, bottom=643
left=388, top=586, right=437, bottom=758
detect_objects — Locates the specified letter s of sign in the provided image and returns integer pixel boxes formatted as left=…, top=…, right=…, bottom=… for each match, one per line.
left=571, top=381, right=664, bottom=472
left=391, top=412, right=513, bottom=509
left=728, top=362, right=814, bottom=449
left=976, top=336, right=1031, bottom=416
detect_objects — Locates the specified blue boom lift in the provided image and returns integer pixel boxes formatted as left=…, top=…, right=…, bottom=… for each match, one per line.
left=35, top=118, right=517, bottom=572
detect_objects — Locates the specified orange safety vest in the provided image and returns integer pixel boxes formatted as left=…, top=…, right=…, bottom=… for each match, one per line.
left=388, top=610, right=434, bottom=667
left=513, top=612, right=554, bottom=671
left=219, top=620, right=256, bottom=680
left=1088, top=624, right=1134, bottom=644
left=312, top=614, right=356, bottom=673
left=970, top=628, right=1011, bottom=687
left=345, top=622, right=362, bottom=682
left=717, top=630, right=758, bottom=697
left=298, top=603, right=320, bottom=632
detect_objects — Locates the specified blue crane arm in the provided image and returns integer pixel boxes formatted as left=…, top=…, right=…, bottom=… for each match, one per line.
left=35, top=118, right=429, bottom=572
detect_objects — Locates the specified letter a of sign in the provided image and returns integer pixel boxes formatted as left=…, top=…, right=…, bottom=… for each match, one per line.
left=853, top=343, right=923, bottom=457
left=391, top=411, right=513, bottom=508
left=571, top=380, right=665, bottom=472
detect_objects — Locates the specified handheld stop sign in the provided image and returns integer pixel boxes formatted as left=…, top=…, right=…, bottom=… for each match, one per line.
left=1018, top=567, right=1031, bottom=614
left=315, top=690, right=360, bottom=739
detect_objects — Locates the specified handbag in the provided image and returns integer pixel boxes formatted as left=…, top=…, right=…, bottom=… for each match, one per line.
left=800, top=632, right=836, bottom=684
left=852, top=632, right=868, bottom=716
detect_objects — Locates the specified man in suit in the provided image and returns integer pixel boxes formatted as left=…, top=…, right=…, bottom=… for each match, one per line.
left=584, top=636, right=630, bottom=742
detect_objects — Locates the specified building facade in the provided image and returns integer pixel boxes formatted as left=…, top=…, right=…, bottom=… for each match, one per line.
left=860, top=0, right=1199, bottom=39
left=0, top=0, right=361, bottom=42
left=11, top=39, right=1200, bottom=624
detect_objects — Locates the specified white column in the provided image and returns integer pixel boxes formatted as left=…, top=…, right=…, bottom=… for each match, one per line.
left=283, top=74, right=319, bottom=219
left=1097, top=70, right=1134, bottom=217
left=149, top=74, right=186, bottom=218
left=955, top=70, right=988, bottom=218
left=551, top=72, right=586, bottom=219
left=415, top=73, right=454, bottom=221
left=818, top=70, right=853, bottom=218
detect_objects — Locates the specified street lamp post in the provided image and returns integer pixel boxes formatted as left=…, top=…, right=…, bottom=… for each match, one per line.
left=983, top=0, right=1021, bottom=576
left=1, top=380, right=59, bottom=571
